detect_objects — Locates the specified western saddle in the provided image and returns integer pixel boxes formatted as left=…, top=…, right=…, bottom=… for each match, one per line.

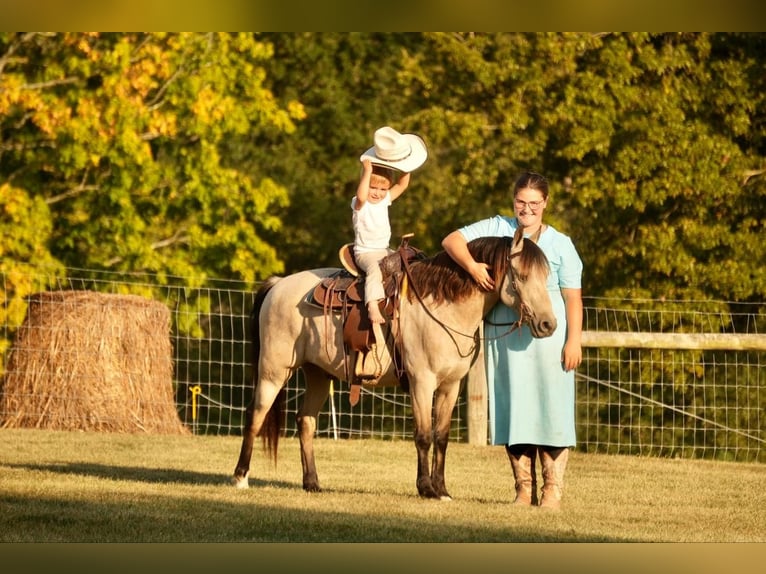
left=305, top=234, right=425, bottom=405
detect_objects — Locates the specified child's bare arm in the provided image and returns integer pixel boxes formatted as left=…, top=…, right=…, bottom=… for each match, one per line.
left=355, top=159, right=374, bottom=209
left=389, top=171, right=411, bottom=201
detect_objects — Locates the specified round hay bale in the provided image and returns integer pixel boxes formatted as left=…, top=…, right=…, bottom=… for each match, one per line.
left=0, top=290, right=187, bottom=434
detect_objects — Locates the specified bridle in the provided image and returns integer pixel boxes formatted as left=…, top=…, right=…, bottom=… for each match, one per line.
left=485, top=227, right=541, bottom=332
left=387, top=240, right=535, bottom=382
left=484, top=249, right=536, bottom=334
left=398, top=241, right=533, bottom=351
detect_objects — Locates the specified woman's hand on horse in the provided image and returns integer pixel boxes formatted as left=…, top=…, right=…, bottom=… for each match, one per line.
left=469, top=262, right=495, bottom=291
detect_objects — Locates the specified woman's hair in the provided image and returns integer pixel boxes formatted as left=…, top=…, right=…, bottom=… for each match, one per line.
left=514, top=171, right=549, bottom=199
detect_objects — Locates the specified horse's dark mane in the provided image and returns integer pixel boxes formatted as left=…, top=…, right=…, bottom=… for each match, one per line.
left=407, top=236, right=549, bottom=304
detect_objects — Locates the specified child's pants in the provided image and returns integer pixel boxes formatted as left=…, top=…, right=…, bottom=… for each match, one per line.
left=354, top=248, right=392, bottom=303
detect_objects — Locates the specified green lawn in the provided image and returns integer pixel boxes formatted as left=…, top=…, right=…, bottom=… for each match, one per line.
left=1, top=428, right=764, bottom=543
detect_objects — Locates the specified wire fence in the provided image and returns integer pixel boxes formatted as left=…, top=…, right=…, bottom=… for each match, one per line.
left=577, top=299, right=765, bottom=462
left=1, top=268, right=764, bottom=462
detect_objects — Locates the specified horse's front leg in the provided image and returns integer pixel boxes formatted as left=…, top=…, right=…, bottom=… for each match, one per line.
left=410, top=378, right=439, bottom=498
left=430, top=381, right=462, bottom=500
left=297, top=366, right=332, bottom=492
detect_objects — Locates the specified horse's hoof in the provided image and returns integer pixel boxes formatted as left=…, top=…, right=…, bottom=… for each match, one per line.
left=439, top=495, right=453, bottom=501
left=231, top=475, right=249, bottom=489
left=418, top=489, right=440, bottom=499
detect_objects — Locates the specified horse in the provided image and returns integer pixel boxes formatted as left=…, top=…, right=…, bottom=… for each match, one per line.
left=232, top=228, right=556, bottom=500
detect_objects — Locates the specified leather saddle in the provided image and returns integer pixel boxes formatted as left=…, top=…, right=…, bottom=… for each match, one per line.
left=309, top=270, right=373, bottom=352
left=305, top=234, right=425, bottom=400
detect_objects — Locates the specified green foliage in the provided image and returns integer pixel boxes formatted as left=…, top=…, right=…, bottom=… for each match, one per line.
left=541, top=33, right=766, bottom=302
left=0, top=183, right=65, bottom=371
left=4, top=32, right=764, bottom=301
left=0, top=32, right=304, bottom=353
left=0, top=32, right=301, bottom=286
left=248, top=32, right=765, bottom=308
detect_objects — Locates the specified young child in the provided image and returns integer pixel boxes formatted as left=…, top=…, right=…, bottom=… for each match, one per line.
left=352, top=126, right=427, bottom=324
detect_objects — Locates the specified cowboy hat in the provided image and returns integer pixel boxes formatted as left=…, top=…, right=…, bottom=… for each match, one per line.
left=359, top=126, right=428, bottom=173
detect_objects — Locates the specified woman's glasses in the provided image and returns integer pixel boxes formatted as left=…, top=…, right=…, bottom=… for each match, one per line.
left=514, top=198, right=545, bottom=211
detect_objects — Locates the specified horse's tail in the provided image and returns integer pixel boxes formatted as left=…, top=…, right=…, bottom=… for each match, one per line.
left=249, top=276, right=280, bottom=367
left=261, top=388, right=284, bottom=464
left=249, top=276, right=283, bottom=464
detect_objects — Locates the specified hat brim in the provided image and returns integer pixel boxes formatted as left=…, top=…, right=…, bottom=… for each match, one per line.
left=359, top=134, right=428, bottom=173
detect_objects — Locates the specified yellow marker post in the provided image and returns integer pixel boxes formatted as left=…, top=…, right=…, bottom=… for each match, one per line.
left=190, top=385, right=202, bottom=433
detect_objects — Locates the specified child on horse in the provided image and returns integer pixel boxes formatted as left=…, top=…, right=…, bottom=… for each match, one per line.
left=352, top=126, right=427, bottom=324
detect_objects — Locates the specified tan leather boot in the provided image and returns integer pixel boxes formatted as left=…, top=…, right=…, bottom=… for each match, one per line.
left=539, top=447, right=569, bottom=510
left=505, top=444, right=538, bottom=505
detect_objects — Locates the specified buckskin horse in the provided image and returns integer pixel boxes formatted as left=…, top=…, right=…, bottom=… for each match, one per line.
left=232, top=228, right=556, bottom=500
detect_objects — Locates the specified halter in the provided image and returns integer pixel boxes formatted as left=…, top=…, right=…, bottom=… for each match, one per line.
left=485, top=227, right=542, bottom=333
left=485, top=249, right=535, bottom=335
left=399, top=240, right=533, bottom=350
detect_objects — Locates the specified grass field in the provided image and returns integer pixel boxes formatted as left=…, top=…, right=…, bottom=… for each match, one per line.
left=1, top=428, right=764, bottom=543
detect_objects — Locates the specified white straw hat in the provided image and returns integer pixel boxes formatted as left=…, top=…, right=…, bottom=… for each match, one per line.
left=359, top=126, right=428, bottom=173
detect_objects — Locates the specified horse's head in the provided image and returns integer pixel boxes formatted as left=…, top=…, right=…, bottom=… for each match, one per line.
left=498, top=229, right=557, bottom=338
left=408, top=234, right=555, bottom=340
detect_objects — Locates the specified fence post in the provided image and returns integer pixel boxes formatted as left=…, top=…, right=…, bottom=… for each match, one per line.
left=466, top=323, right=488, bottom=445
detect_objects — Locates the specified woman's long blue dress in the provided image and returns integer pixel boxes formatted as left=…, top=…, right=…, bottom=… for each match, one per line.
left=458, top=215, right=583, bottom=447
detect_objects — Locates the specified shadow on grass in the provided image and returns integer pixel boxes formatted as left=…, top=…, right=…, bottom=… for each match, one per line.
left=0, top=487, right=629, bottom=543
left=1, top=462, right=635, bottom=543
left=5, top=461, right=293, bottom=489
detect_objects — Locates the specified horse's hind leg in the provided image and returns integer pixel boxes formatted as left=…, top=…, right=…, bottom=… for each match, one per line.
left=232, top=378, right=285, bottom=488
left=232, top=400, right=258, bottom=487
left=296, top=365, right=332, bottom=492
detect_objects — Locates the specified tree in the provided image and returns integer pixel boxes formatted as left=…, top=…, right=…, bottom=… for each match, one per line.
left=1, top=32, right=304, bottom=286
left=351, top=32, right=766, bottom=302
left=244, top=32, right=429, bottom=272
left=1, top=32, right=305, bottom=361
left=4, top=32, right=765, bottom=304
left=541, top=33, right=766, bottom=302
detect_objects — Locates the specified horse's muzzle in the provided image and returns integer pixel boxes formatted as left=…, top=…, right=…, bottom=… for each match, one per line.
left=530, top=317, right=557, bottom=338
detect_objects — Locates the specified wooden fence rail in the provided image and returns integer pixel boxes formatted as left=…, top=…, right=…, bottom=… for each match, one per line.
left=581, top=331, right=766, bottom=351
left=466, top=331, right=766, bottom=445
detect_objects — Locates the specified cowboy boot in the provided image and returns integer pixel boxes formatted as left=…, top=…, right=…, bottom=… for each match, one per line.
left=539, top=446, right=569, bottom=510
left=505, top=444, right=538, bottom=506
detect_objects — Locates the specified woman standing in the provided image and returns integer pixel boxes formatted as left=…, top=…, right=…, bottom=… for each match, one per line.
left=442, top=171, right=583, bottom=510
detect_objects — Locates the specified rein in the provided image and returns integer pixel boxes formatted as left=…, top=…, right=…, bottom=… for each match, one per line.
left=399, top=246, right=529, bottom=349
left=398, top=260, right=476, bottom=359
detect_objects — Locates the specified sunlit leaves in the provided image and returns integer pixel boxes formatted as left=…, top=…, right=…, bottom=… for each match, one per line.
left=0, top=183, right=65, bottom=370
left=0, top=32, right=299, bottom=287
left=1, top=32, right=764, bottom=310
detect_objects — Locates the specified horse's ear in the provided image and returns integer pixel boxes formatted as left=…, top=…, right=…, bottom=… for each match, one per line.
left=512, top=227, right=524, bottom=250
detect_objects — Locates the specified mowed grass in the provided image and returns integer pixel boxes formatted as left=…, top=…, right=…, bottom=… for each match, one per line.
left=1, top=428, right=764, bottom=543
